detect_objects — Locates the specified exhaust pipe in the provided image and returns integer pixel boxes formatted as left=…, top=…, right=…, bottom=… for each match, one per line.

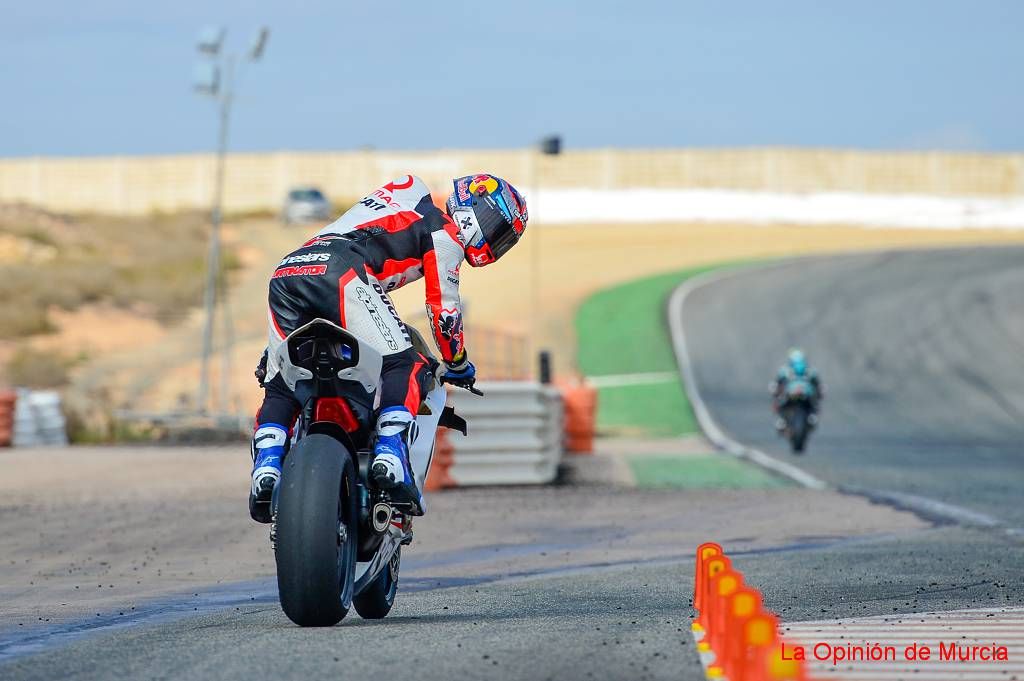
left=371, top=502, right=393, bottom=534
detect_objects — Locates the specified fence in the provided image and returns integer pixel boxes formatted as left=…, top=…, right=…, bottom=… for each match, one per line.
left=404, top=314, right=531, bottom=381
left=1, top=148, right=1022, bottom=215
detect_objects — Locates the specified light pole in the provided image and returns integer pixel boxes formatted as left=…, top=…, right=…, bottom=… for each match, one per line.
left=530, top=135, right=561, bottom=378
left=193, top=26, right=269, bottom=416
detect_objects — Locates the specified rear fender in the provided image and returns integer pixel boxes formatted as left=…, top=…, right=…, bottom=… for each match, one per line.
left=272, top=318, right=384, bottom=398
left=306, top=421, right=359, bottom=467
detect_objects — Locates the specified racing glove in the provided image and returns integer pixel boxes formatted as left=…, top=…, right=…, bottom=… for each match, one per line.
left=443, top=351, right=477, bottom=390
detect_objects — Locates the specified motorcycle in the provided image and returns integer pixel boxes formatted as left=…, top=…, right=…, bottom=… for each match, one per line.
left=267, top=318, right=469, bottom=626
left=776, top=378, right=816, bottom=454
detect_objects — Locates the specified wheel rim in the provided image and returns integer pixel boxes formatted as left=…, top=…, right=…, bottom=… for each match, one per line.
left=337, top=469, right=356, bottom=609
left=384, top=549, right=400, bottom=603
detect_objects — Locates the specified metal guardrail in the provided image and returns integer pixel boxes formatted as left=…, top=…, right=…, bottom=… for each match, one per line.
left=13, top=389, right=68, bottom=447
left=446, top=381, right=563, bottom=486
left=104, top=382, right=566, bottom=490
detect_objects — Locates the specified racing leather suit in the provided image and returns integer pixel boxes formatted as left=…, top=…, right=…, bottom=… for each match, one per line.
left=256, top=175, right=467, bottom=431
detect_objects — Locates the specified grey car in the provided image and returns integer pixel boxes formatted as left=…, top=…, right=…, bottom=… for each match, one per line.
left=281, top=187, right=332, bottom=225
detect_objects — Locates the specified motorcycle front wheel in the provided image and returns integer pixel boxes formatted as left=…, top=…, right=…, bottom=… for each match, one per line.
left=789, top=407, right=809, bottom=453
left=275, top=433, right=359, bottom=626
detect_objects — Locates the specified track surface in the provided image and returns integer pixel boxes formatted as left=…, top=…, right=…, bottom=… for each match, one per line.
left=679, top=247, right=1024, bottom=527
left=5, top=247, right=1024, bottom=681
left=3, top=560, right=698, bottom=681
left=2, top=455, right=923, bottom=681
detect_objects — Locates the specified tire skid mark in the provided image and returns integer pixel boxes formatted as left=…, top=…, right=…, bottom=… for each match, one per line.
left=0, top=532, right=904, bottom=665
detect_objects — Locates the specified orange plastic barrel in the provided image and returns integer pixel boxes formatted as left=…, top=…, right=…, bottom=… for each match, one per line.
left=424, top=426, right=457, bottom=491
left=0, top=391, right=16, bottom=447
left=559, top=381, right=598, bottom=454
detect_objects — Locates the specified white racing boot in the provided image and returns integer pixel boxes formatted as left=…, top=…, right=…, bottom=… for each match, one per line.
left=249, top=423, right=287, bottom=523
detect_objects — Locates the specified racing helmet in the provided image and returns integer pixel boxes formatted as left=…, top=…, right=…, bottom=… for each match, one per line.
left=787, top=349, right=808, bottom=376
left=446, top=174, right=528, bottom=267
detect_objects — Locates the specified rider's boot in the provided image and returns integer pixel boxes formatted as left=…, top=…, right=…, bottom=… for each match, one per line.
left=249, top=423, right=287, bottom=523
left=370, top=407, right=425, bottom=516
left=775, top=417, right=786, bottom=433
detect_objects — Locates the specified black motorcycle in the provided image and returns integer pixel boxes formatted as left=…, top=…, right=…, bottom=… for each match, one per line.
left=777, top=379, right=816, bottom=454
left=267, top=319, right=468, bottom=626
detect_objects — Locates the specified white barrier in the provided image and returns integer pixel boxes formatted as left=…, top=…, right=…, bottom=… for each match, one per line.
left=533, top=188, right=1024, bottom=229
left=13, top=389, right=68, bottom=447
left=3, top=148, right=1023, bottom=215
left=446, top=381, right=563, bottom=486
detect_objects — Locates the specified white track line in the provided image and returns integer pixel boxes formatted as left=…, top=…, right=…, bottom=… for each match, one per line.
left=584, top=371, right=679, bottom=388
left=780, top=607, right=1024, bottom=680
left=666, top=265, right=828, bottom=490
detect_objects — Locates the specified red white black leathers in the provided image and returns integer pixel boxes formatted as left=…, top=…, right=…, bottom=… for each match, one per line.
left=255, top=175, right=467, bottom=447
left=250, top=172, right=528, bottom=522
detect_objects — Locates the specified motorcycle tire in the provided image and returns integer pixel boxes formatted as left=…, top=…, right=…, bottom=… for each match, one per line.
left=353, top=547, right=400, bottom=619
left=790, top=408, right=809, bottom=454
left=275, top=433, right=359, bottom=626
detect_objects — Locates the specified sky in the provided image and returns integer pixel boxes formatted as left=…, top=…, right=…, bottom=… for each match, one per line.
left=0, top=0, right=1021, bottom=157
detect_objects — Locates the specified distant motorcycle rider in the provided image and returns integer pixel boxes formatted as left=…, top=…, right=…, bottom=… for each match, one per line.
left=249, top=174, right=528, bottom=522
left=771, top=348, right=822, bottom=430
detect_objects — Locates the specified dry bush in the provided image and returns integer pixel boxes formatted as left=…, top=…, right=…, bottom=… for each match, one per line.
left=0, top=302, right=55, bottom=339
left=3, top=345, right=75, bottom=388
left=0, top=210, right=240, bottom=334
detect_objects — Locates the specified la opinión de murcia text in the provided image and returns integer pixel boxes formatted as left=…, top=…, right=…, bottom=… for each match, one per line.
left=781, top=641, right=1010, bottom=666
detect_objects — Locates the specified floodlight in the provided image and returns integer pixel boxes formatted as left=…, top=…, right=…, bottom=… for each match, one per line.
left=539, top=135, right=562, bottom=156
left=197, top=26, right=226, bottom=55
left=249, top=27, right=270, bottom=61
left=192, top=62, right=220, bottom=94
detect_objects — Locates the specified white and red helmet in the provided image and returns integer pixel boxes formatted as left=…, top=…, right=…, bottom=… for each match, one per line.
left=446, top=174, right=528, bottom=267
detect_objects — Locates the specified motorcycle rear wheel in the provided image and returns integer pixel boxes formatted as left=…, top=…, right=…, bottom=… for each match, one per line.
left=353, top=547, right=400, bottom=619
left=275, top=434, right=359, bottom=626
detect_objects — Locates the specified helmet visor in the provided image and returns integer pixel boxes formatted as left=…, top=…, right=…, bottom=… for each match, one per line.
left=476, top=201, right=521, bottom=260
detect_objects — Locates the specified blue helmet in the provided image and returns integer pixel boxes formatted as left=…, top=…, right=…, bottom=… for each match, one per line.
left=446, top=174, right=528, bottom=267
left=787, top=349, right=808, bottom=376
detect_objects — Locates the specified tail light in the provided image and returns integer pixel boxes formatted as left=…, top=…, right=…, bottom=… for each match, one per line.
left=314, top=397, right=360, bottom=433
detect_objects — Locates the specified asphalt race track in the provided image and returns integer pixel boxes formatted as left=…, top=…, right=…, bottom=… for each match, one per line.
left=3, top=247, right=1024, bottom=681
left=678, top=246, right=1024, bottom=528
left=1, top=560, right=696, bottom=681
left=676, top=247, right=1024, bottom=659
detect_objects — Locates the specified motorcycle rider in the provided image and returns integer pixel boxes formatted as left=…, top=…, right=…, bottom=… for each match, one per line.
left=771, top=348, right=822, bottom=431
left=249, top=173, right=528, bottom=522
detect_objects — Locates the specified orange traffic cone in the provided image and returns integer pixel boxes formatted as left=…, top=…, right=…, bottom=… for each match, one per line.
left=763, top=638, right=808, bottom=681
left=721, top=587, right=764, bottom=681
left=693, top=542, right=723, bottom=614
left=706, top=568, right=744, bottom=667
left=695, top=554, right=732, bottom=636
